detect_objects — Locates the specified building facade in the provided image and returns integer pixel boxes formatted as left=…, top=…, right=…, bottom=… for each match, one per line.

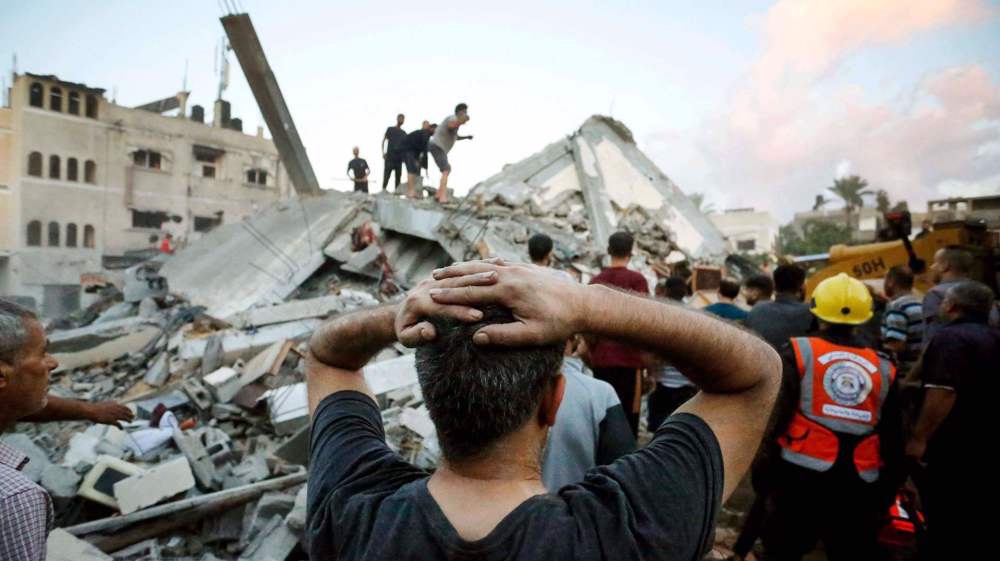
left=709, top=208, right=780, bottom=255
left=0, top=72, right=290, bottom=316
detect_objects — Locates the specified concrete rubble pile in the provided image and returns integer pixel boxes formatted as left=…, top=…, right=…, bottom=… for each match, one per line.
left=3, top=115, right=724, bottom=560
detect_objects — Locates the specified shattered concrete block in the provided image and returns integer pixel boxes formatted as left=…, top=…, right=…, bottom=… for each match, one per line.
left=273, top=425, right=310, bottom=467
left=92, top=301, right=137, bottom=324
left=201, top=333, right=225, bottom=377
left=240, top=491, right=296, bottom=547
left=182, top=378, right=214, bottom=410
left=399, top=406, right=435, bottom=439
left=143, top=351, right=170, bottom=387
left=181, top=320, right=320, bottom=366
left=285, top=485, right=308, bottom=532
left=362, top=353, right=419, bottom=396
left=0, top=434, right=50, bottom=482
left=202, top=504, right=248, bottom=544
left=265, top=383, right=309, bottom=435
left=113, top=457, right=196, bottom=514
left=46, top=528, right=113, bottom=561
left=224, top=454, right=270, bottom=489
left=138, top=297, right=159, bottom=318
left=173, top=429, right=218, bottom=489
left=239, top=515, right=298, bottom=561
left=40, top=463, right=82, bottom=499
left=203, top=366, right=243, bottom=403
left=78, top=455, right=145, bottom=509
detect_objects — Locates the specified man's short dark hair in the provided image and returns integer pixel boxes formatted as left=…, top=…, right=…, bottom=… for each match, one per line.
left=527, top=233, right=554, bottom=263
left=886, top=265, right=914, bottom=291
left=661, top=276, right=687, bottom=302
left=944, top=281, right=995, bottom=321
left=0, top=299, right=37, bottom=364
left=397, top=113, right=404, bottom=119
left=607, top=231, right=634, bottom=259
left=939, top=246, right=973, bottom=276
left=743, top=274, right=774, bottom=298
left=719, top=278, right=741, bottom=299
left=415, top=306, right=563, bottom=462
left=455, top=103, right=468, bottom=113
left=773, top=264, right=806, bottom=294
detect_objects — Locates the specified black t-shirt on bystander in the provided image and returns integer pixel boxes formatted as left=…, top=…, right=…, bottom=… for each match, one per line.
left=306, top=391, right=723, bottom=561
left=348, top=158, right=369, bottom=183
left=384, top=126, right=407, bottom=157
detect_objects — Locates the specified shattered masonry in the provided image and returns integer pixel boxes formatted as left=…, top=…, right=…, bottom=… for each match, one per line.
left=5, top=115, right=725, bottom=560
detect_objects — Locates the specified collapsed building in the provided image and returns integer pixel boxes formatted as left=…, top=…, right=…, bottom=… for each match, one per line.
left=1, top=113, right=730, bottom=560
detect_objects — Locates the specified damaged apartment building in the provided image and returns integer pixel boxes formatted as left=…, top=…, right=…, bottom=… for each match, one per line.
left=0, top=72, right=292, bottom=316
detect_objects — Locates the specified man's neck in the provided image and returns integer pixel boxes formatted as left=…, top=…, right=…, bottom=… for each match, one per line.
left=941, top=273, right=967, bottom=284
left=531, top=259, right=549, bottom=268
left=609, top=257, right=630, bottom=268
left=775, top=291, right=800, bottom=301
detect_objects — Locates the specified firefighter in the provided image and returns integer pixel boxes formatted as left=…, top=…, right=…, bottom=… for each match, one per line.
left=759, top=273, right=904, bottom=561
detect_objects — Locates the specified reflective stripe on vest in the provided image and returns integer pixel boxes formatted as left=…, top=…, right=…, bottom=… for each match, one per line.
left=780, top=337, right=896, bottom=481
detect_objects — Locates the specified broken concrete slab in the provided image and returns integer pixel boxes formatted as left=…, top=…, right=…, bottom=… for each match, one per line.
left=228, top=294, right=346, bottom=329
left=362, top=353, right=418, bottom=396
left=374, top=196, right=447, bottom=241
left=143, top=351, right=169, bottom=387
left=48, top=317, right=162, bottom=372
left=173, top=429, right=218, bottom=490
left=78, top=455, right=145, bottom=509
left=46, top=528, right=113, bottom=561
left=399, top=406, right=435, bottom=439
left=273, top=424, right=309, bottom=467
left=285, top=485, right=307, bottom=532
left=113, top=457, right=196, bottom=514
left=41, top=463, right=82, bottom=499
left=265, top=383, right=309, bottom=436
left=240, top=491, right=296, bottom=547
left=160, top=191, right=364, bottom=319
left=180, top=319, right=321, bottom=366
left=239, top=515, right=298, bottom=561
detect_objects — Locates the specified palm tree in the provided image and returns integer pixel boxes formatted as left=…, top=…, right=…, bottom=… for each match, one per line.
left=875, top=190, right=891, bottom=214
left=827, top=175, right=873, bottom=228
left=689, top=192, right=715, bottom=215
left=812, top=194, right=830, bottom=211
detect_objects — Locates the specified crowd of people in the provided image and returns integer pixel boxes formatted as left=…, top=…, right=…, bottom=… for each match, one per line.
left=347, top=104, right=472, bottom=203
left=1, top=230, right=996, bottom=560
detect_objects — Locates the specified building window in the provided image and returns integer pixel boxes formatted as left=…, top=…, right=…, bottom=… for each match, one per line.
left=193, top=145, right=223, bottom=179
left=49, top=155, right=61, bottom=179
left=66, top=223, right=78, bottom=247
left=67, top=158, right=79, bottom=181
left=133, top=150, right=162, bottom=170
left=48, top=221, right=60, bottom=247
left=84, top=160, right=96, bottom=183
left=194, top=214, right=223, bottom=233
left=68, top=91, right=81, bottom=115
left=27, top=152, right=43, bottom=177
left=83, top=225, right=95, bottom=248
left=85, top=94, right=98, bottom=118
left=131, top=209, right=169, bottom=229
left=737, top=239, right=756, bottom=251
left=26, top=221, right=42, bottom=246
left=29, top=82, right=44, bottom=107
left=246, top=168, right=267, bottom=186
left=49, top=86, right=63, bottom=112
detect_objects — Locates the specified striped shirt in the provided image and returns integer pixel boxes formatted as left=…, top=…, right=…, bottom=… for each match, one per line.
left=0, top=440, right=52, bottom=561
left=882, top=293, right=924, bottom=370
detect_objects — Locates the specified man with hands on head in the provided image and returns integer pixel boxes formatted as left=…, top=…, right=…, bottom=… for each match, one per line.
left=304, top=260, right=781, bottom=561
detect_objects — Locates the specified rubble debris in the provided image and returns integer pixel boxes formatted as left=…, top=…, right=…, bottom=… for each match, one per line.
left=46, top=528, right=113, bottom=561
left=20, top=114, right=729, bottom=558
left=113, top=457, right=196, bottom=514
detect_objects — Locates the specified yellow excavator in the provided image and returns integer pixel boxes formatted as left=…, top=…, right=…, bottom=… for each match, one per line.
left=803, top=212, right=998, bottom=297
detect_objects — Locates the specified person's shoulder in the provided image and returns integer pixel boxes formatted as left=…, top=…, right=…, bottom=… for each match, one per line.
left=566, top=368, right=619, bottom=406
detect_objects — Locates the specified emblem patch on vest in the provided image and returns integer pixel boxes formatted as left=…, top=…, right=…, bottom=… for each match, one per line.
left=822, top=359, right=873, bottom=406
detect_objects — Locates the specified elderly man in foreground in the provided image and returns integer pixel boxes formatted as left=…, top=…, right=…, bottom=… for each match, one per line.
left=305, top=260, right=781, bottom=561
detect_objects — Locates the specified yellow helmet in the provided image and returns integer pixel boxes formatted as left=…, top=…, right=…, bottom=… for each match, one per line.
left=809, top=273, right=873, bottom=325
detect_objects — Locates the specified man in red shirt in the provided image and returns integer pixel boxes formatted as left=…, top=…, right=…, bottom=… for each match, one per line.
left=588, top=232, right=649, bottom=436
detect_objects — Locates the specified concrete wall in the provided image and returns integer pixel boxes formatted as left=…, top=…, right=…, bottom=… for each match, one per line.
left=710, top=209, right=779, bottom=254
left=1, top=73, right=291, bottom=315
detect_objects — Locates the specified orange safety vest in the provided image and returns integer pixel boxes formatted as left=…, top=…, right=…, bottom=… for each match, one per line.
left=777, top=337, right=895, bottom=482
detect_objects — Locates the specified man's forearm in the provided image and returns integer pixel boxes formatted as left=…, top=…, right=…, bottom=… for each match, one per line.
left=309, top=304, right=398, bottom=370
left=21, top=395, right=94, bottom=423
left=578, top=285, right=778, bottom=393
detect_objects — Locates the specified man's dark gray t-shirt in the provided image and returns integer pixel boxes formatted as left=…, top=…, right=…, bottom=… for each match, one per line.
left=307, top=391, right=723, bottom=561
left=745, top=294, right=816, bottom=349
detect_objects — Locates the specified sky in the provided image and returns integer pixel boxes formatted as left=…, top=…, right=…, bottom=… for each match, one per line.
left=2, top=0, right=998, bottom=222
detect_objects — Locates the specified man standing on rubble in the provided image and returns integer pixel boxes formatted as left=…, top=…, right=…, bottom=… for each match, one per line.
left=1, top=300, right=58, bottom=561
left=402, top=122, right=437, bottom=199
left=347, top=147, right=370, bottom=193
left=428, top=103, right=473, bottom=204
left=305, top=259, right=781, bottom=561
left=382, top=114, right=406, bottom=192
left=758, top=274, right=903, bottom=561
left=587, top=232, right=649, bottom=437
left=906, top=281, right=997, bottom=560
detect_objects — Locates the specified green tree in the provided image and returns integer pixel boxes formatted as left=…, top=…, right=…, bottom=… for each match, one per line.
left=688, top=192, right=715, bottom=215
left=779, top=220, right=852, bottom=256
left=827, top=175, right=873, bottom=228
left=812, top=194, right=830, bottom=211
left=875, top=189, right=891, bottom=214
